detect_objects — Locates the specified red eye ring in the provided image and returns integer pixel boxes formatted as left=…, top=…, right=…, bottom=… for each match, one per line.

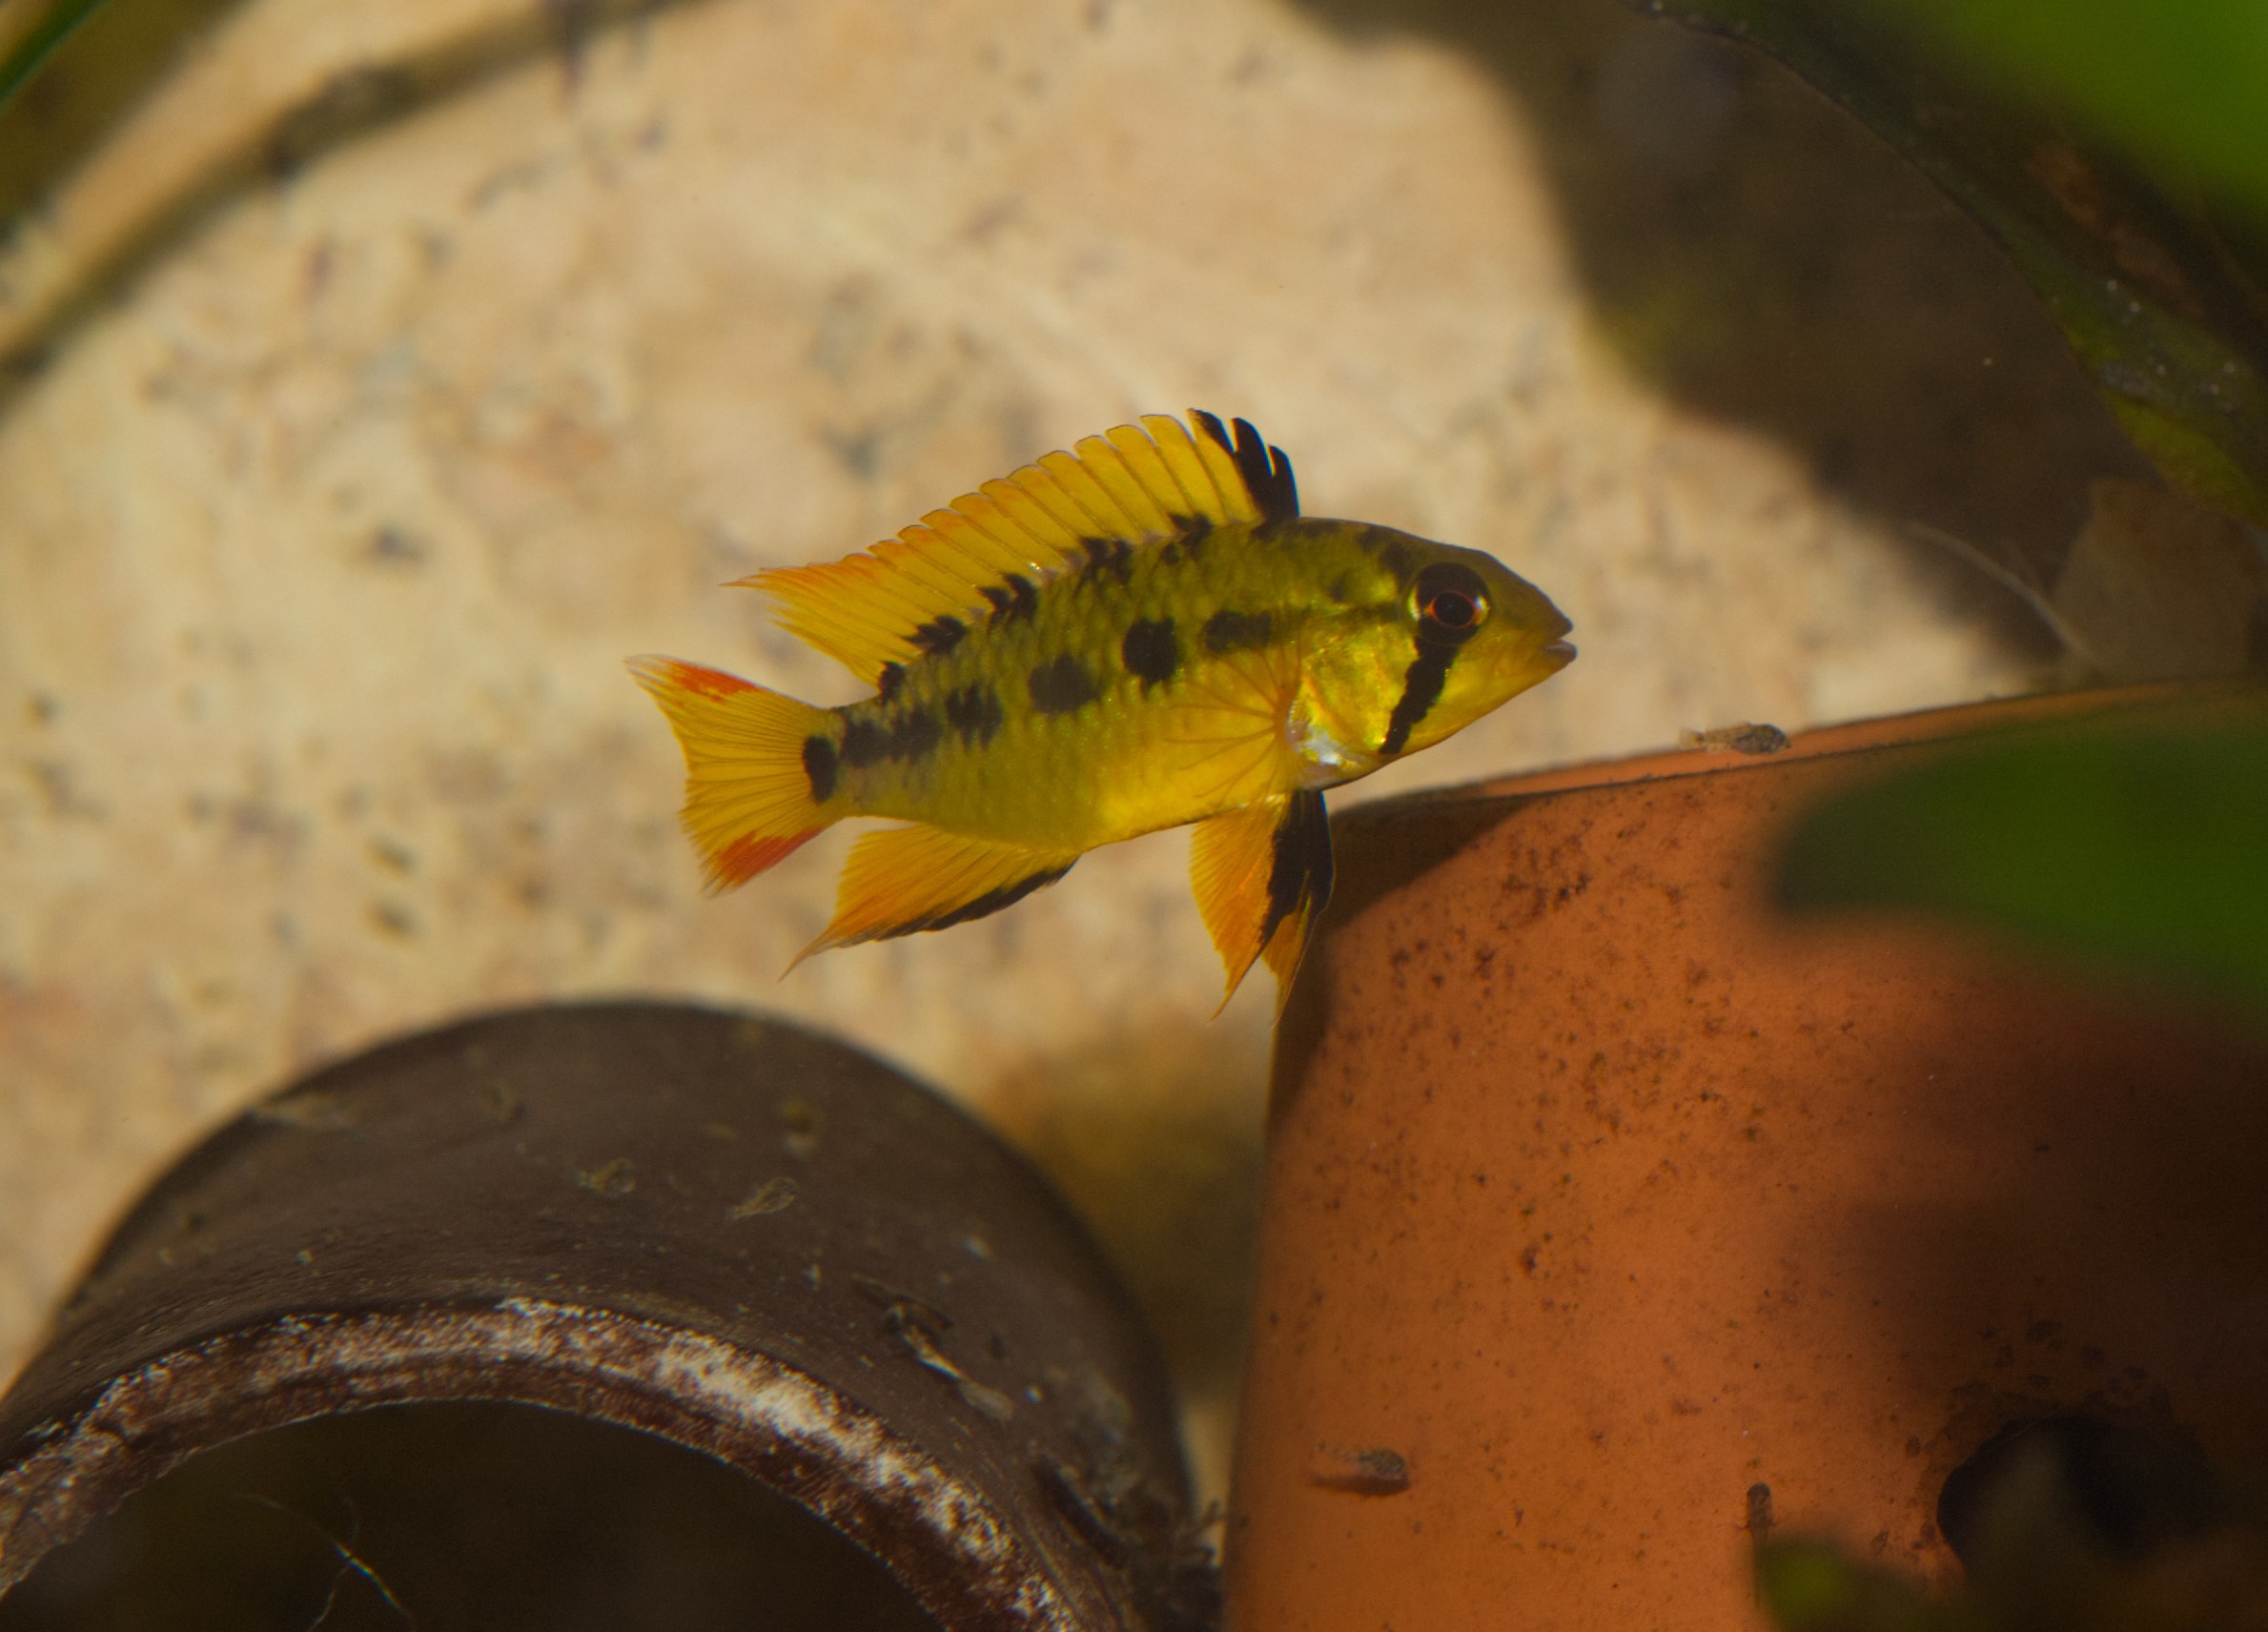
left=1409, top=561, right=1490, bottom=646
left=1423, top=589, right=1479, bottom=629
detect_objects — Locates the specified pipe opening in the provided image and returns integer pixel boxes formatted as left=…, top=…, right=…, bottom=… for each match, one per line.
left=0, top=1401, right=942, bottom=1631
left=1936, top=1412, right=2228, bottom=1569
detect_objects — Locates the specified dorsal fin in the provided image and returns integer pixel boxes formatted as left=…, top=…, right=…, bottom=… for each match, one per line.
left=740, top=411, right=1298, bottom=682
left=1188, top=411, right=1297, bottom=526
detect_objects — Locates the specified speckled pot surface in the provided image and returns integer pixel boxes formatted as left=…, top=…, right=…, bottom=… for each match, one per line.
left=1228, top=686, right=2268, bottom=1632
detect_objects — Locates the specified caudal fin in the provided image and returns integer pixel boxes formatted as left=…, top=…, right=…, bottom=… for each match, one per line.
left=627, top=656, right=839, bottom=892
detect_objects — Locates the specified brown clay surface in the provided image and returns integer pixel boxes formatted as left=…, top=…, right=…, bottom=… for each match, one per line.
left=1231, top=688, right=2268, bottom=1632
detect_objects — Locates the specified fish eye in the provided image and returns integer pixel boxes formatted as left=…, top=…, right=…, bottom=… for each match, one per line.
left=1410, top=562, right=1489, bottom=646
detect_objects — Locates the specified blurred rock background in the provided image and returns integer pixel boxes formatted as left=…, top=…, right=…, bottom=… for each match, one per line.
left=0, top=0, right=2158, bottom=1501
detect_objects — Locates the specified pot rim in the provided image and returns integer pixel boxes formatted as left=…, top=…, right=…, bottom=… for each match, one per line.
left=1430, top=680, right=2254, bottom=808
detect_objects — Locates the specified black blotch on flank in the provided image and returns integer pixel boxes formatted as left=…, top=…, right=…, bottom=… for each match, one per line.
left=896, top=864, right=1074, bottom=935
left=1028, top=654, right=1100, bottom=714
left=802, top=735, right=838, bottom=802
left=980, top=575, right=1038, bottom=622
left=1203, top=609, right=1274, bottom=654
left=875, top=662, right=907, bottom=703
left=945, top=683, right=1006, bottom=745
left=1080, top=536, right=1134, bottom=581
left=1120, top=618, right=1180, bottom=688
left=911, top=617, right=966, bottom=656
left=1261, top=788, right=1334, bottom=949
left=1379, top=643, right=1458, bottom=756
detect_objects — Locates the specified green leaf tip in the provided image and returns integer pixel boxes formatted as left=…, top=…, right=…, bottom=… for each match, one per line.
left=1776, top=715, right=2268, bottom=1023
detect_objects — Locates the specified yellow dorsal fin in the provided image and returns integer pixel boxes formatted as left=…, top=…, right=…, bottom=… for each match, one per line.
left=739, top=411, right=1298, bottom=682
left=790, top=825, right=1079, bottom=966
left=1190, top=789, right=1335, bottom=1012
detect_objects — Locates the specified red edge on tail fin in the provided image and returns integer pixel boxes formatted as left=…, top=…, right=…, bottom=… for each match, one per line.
left=711, top=831, right=820, bottom=890
left=626, top=654, right=838, bottom=895
left=647, top=658, right=755, bottom=699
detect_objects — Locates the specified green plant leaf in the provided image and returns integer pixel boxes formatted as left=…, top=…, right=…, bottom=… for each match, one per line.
left=1758, top=1541, right=1964, bottom=1632
left=1776, top=716, right=2268, bottom=1023
left=0, top=0, right=111, bottom=115
left=1642, top=0, right=2268, bottom=529
left=1869, top=0, right=2268, bottom=218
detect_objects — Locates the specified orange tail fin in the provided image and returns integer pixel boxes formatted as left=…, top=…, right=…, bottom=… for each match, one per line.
left=627, top=657, right=839, bottom=891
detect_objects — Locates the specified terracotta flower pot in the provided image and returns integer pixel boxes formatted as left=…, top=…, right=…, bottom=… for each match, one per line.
left=1228, top=687, right=2268, bottom=1632
left=0, top=1002, right=1209, bottom=1632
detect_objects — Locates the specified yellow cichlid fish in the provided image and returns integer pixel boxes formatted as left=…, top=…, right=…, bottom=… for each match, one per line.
left=630, top=411, right=1573, bottom=1006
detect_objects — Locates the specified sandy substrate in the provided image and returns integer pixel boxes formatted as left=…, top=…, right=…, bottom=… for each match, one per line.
left=0, top=0, right=2137, bottom=1499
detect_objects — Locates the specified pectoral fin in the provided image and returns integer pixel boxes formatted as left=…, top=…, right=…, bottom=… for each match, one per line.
left=793, top=825, right=1078, bottom=968
left=1189, top=789, right=1334, bottom=1010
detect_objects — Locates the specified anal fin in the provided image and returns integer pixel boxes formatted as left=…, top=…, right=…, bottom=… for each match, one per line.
left=794, top=826, right=1078, bottom=967
left=1190, top=789, right=1334, bottom=1011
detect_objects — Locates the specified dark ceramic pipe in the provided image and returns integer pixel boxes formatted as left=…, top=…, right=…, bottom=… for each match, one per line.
left=0, top=1002, right=1209, bottom=1631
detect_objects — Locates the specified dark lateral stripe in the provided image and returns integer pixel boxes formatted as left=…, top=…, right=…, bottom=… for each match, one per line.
left=1203, top=609, right=1272, bottom=654
left=1028, top=654, right=1099, bottom=714
left=1379, top=642, right=1458, bottom=756
left=891, top=709, right=943, bottom=761
left=1120, top=618, right=1179, bottom=688
left=1260, top=788, right=1333, bottom=948
left=839, top=709, right=943, bottom=767
left=945, top=683, right=1005, bottom=745
left=1192, top=410, right=1298, bottom=524
left=802, top=735, right=838, bottom=802
left=898, top=864, right=1074, bottom=935
left=840, top=718, right=888, bottom=767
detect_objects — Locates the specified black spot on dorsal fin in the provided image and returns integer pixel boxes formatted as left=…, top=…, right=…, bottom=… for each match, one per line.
left=1192, top=411, right=1298, bottom=526
left=910, top=617, right=966, bottom=656
left=1079, top=536, right=1134, bottom=581
left=980, top=574, right=1038, bottom=622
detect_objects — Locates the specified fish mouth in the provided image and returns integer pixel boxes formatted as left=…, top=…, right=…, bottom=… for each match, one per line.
left=1539, top=640, right=1577, bottom=671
